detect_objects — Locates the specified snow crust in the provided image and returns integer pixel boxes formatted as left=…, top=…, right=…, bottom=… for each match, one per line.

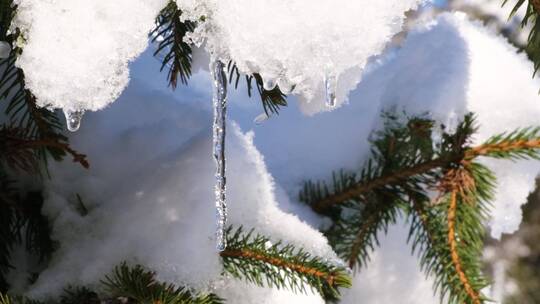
left=13, top=0, right=168, bottom=112
left=176, top=0, right=425, bottom=114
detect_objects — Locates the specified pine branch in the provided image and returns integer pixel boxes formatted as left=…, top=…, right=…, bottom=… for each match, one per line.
left=103, top=263, right=223, bottom=304
left=151, top=1, right=195, bottom=89
left=227, top=62, right=288, bottom=115
left=464, top=127, right=540, bottom=160
left=504, top=0, right=540, bottom=75
left=60, top=286, right=100, bottom=304
left=302, top=113, right=470, bottom=214
left=220, top=226, right=351, bottom=301
left=325, top=192, right=402, bottom=269
left=0, top=126, right=89, bottom=171
left=0, top=293, right=43, bottom=304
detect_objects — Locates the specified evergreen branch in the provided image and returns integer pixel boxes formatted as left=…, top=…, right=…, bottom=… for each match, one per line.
left=303, top=114, right=480, bottom=214
left=465, top=127, right=540, bottom=160
left=59, top=286, right=100, bottom=304
left=447, top=189, right=480, bottom=304
left=103, top=263, right=223, bottom=304
left=504, top=0, right=540, bottom=75
left=227, top=62, right=288, bottom=115
left=220, top=226, right=351, bottom=301
left=0, top=126, right=89, bottom=170
left=325, top=192, right=402, bottom=269
left=0, top=293, right=43, bottom=304
left=407, top=164, right=493, bottom=304
left=151, top=1, right=195, bottom=89
left=307, top=157, right=452, bottom=213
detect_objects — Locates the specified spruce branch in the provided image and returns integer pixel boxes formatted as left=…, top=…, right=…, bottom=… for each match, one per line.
left=302, top=113, right=469, bottom=214
left=325, top=192, right=403, bottom=269
left=464, top=127, right=540, bottom=160
left=220, top=226, right=351, bottom=301
left=504, top=0, right=540, bottom=75
left=0, top=126, right=89, bottom=171
left=227, top=62, right=288, bottom=115
left=151, top=1, right=195, bottom=89
left=103, top=263, right=223, bottom=304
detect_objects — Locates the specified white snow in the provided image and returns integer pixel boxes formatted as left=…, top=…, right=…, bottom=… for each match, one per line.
left=12, top=0, right=168, bottom=112
left=25, top=81, right=337, bottom=302
left=175, top=0, right=426, bottom=114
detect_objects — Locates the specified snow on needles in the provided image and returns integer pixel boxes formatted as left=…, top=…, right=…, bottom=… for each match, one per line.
left=176, top=0, right=425, bottom=114
left=13, top=0, right=168, bottom=112
left=14, top=0, right=424, bottom=114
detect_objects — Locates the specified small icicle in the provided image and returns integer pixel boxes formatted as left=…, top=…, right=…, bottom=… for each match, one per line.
left=324, top=73, right=337, bottom=108
left=63, top=109, right=84, bottom=132
left=0, top=41, right=11, bottom=59
left=253, top=112, right=270, bottom=125
left=262, top=78, right=278, bottom=91
left=211, top=59, right=228, bottom=252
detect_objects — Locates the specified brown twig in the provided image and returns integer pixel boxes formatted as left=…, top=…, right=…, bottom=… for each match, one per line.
left=447, top=189, right=481, bottom=304
left=311, top=157, right=455, bottom=213
left=531, top=0, right=540, bottom=15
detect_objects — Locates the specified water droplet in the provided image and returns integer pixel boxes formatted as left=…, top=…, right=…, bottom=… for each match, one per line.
left=63, top=109, right=84, bottom=132
left=324, top=74, right=337, bottom=107
left=254, top=112, right=270, bottom=125
left=0, top=41, right=11, bottom=59
left=211, top=59, right=228, bottom=252
left=263, top=78, right=278, bottom=91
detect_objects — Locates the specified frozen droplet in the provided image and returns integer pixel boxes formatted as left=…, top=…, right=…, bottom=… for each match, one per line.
left=263, top=78, right=278, bottom=91
left=211, top=59, right=228, bottom=252
left=264, top=241, right=273, bottom=249
left=277, top=78, right=294, bottom=94
left=324, top=74, right=337, bottom=107
left=253, top=112, right=270, bottom=125
left=63, top=109, right=85, bottom=132
left=0, top=41, right=11, bottom=59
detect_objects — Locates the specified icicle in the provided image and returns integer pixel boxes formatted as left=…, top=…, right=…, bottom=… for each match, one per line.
left=324, top=73, right=337, bottom=107
left=262, top=78, right=278, bottom=91
left=63, top=109, right=84, bottom=132
left=0, top=41, right=11, bottom=59
left=211, top=59, right=228, bottom=252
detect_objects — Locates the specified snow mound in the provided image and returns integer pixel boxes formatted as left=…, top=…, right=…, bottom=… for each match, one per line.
left=13, top=0, right=168, bottom=112
left=26, top=82, right=337, bottom=302
left=176, top=0, right=425, bottom=114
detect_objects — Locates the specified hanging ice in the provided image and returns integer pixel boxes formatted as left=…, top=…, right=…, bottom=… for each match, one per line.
left=211, top=59, right=228, bottom=252
left=63, top=109, right=84, bottom=132
left=324, top=74, right=337, bottom=107
left=0, top=41, right=10, bottom=59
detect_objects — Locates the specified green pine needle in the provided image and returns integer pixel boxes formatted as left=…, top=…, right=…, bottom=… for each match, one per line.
left=103, top=263, right=223, bottom=304
left=220, top=226, right=352, bottom=301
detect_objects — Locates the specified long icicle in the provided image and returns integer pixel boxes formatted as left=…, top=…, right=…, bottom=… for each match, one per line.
left=211, top=59, right=228, bottom=251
